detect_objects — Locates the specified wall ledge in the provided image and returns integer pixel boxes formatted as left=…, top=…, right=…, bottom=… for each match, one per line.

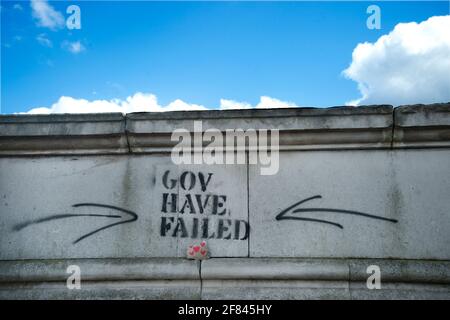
left=1, top=258, right=448, bottom=284
left=0, top=258, right=199, bottom=283
left=394, top=103, right=450, bottom=148
left=1, top=103, right=449, bottom=155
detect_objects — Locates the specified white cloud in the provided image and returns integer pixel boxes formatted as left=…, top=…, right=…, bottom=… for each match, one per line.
left=343, top=15, right=450, bottom=106
left=220, top=99, right=252, bottom=110
left=26, top=93, right=208, bottom=114
left=36, top=33, right=52, bottom=47
left=255, top=96, right=300, bottom=109
left=30, top=0, right=64, bottom=30
left=220, top=96, right=300, bottom=110
left=62, top=40, right=85, bottom=54
left=26, top=93, right=301, bottom=114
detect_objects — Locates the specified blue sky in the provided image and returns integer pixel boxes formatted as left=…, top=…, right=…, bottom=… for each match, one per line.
left=1, top=1, right=449, bottom=114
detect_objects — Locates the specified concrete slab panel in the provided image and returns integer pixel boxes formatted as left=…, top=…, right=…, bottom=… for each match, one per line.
left=249, top=150, right=450, bottom=259
left=0, top=156, right=248, bottom=259
left=202, top=280, right=350, bottom=300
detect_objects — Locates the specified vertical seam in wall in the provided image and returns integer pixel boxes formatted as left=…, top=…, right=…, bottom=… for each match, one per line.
left=347, top=260, right=353, bottom=300
left=246, top=151, right=250, bottom=258
left=390, top=108, right=395, bottom=150
left=198, top=260, right=203, bottom=300
left=124, top=116, right=132, bottom=153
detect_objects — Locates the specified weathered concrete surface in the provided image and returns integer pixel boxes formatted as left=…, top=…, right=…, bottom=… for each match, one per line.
left=0, top=258, right=200, bottom=282
left=249, top=149, right=450, bottom=259
left=0, top=157, right=248, bottom=259
left=126, top=105, right=394, bottom=152
left=0, top=258, right=201, bottom=300
left=1, top=103, right=449, bottom=299
left=1, top=258, right=448, bottom=299
left=200, top=258, right=450, bottom=300
left=201, top=258, right=349, bottom=280
left=0, top=113, right=127, bottom=155
left=348, top=283, right=450, bottom=300
left=394, top=103, right=450, bottom=148
left=347, top=259, right=450, bottom=284
left=202, top=280, right=351, bottom=300
left=0, top=280, right=201, bottom=300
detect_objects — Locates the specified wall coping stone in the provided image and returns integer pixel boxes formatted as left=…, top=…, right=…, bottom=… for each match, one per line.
left=1, top=103, right=448, bottom=155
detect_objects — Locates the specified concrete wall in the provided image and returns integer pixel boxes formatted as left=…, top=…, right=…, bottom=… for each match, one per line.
left=0, top=103, right=449, bottom=299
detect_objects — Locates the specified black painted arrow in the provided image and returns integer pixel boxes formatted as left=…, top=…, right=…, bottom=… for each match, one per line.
left=13, top=203, right=138, bottom=244
left=275, top=195, right=398, bottom=229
